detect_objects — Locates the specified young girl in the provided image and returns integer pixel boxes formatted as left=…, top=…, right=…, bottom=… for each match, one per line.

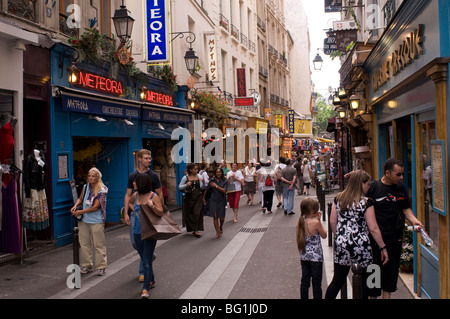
left=296, top=197, right=327, bottom=299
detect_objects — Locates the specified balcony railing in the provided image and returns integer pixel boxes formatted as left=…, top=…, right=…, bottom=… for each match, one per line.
left=259, top=65, right=268, bottom=78
left=8, top=0, right=37, bottom=22
left=248, top=39, right=256, bottom=53
left=219, top=13, right=229, bottom=31
left=231, top=24, right=239, bottom=40
left=240, top=33, right=248, bottom=47
left=257, top=15, right=266, bottom=32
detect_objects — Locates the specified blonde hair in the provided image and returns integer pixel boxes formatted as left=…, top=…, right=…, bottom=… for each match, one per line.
left=336, top=170, right=371, bottom=211
left=88, top=167, right=106, bottom=197
left=296, top=197, right=320, bottom=252
left=138, top=149, right=151, bottom=159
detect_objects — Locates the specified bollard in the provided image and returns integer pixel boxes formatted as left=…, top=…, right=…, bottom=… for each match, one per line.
left=351, top=263, right=363, bottom=299
left=73, top=226, right=79, bottom=266
left=327, top=202, right=333, bottom=247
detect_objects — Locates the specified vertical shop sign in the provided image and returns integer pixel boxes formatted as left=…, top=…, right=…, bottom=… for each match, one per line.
left=288, top=110, right=294, bottom=134
left=431, top=140, right=446, bottom=216
left=144, top=0, right=170, bottom=63
left=264, top=108, right=272, bottom=121
left=275, top=114, right=283, bottom=128
left=206, top=34, right=218, bottom=82
left=236, top=68, right=247, bottom=97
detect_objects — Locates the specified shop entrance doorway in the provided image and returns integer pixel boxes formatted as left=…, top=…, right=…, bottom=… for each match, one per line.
left=73, top=137, right=128, bottom=223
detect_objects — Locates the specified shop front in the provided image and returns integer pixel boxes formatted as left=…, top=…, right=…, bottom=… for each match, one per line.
left=50, top=43, right=191, bottom=247
left=364, top=0, right=450, bottom=298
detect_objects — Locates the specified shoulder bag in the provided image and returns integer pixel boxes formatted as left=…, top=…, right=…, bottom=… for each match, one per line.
left=140, top=194, right=181, bottom=240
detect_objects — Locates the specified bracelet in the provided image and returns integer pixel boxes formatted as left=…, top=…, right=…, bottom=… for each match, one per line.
left=380, top=246, right=387, bottom=251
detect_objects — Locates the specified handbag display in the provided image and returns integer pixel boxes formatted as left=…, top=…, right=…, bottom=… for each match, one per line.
left=226, top=181, right=236, bottom=193
left=140, top=203, right=181, bottom=240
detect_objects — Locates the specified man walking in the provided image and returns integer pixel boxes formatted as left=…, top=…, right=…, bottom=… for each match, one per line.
left=281, top=158, right=297, bottom=215
left=365, top=158, right=422, bottom=299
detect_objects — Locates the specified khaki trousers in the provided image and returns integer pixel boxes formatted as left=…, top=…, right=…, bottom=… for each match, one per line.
left=78, top=222, right=107, bottom=270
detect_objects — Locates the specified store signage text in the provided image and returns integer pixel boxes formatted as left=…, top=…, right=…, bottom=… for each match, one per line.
left=206, top=34, right=218, bottom=82
left=145, top=0, right=170, bottom=63
left=235, top=97, right=254, bottom=107
left=75, top=71, right=123, bottom=96
left=144, top=89, right=174, bottom=106
left=372, top=24, right=424, bottom=92
left=62, top=94, right=141, bottom=119
left=143, top=109, right=192, bottom=123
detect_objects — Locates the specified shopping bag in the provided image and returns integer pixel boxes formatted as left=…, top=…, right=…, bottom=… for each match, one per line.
left=140, top=204, right=181, bottom=240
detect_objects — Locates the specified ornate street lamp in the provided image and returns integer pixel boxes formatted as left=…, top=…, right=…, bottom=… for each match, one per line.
left=349, top=93, right=361, bottom=110
left=313, top=52, right=324, bottom=71
left=171, top=31, right=199, bottom=75
left=67, top=62, right=80, bottom=84
left=112, top=1, right=135, bottom=45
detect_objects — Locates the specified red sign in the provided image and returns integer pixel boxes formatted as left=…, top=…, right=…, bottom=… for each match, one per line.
left=144, top=89, right=174, bottom=107
left=235, top=97, right=254, bottom=106
left=236, top=68, right=247, bottom=97
left=76, top=71, right=123, bottom=96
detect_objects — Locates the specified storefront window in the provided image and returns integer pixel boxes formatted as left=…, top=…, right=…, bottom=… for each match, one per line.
left=420, top=121, right=439, bottom=255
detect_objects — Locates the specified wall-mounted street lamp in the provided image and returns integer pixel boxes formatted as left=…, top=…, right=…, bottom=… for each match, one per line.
left=338, top=87, right=347, bottom=100
left=67, top=62, right=80, bottom=84
left=333, top=92, right=341, bottom=106
left=139, top=85, right=148, bottom=101
left=112, top=0, right=135, bottom=45
left=349, top=93, right=361, bottom=110
left=171, top=31, right=199, bottom=75
left=337, top=107, right=347, bottom=119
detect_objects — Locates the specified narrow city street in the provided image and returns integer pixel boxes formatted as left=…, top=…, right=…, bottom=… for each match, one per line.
left=0, top=188, right=415, bottom=303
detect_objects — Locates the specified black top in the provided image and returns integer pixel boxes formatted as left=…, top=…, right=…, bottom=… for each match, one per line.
left=366, top=179, right=410, bottom=240
left=127, top=169, right=162, bottom=192
left=24, top=152, right=47, bottom=197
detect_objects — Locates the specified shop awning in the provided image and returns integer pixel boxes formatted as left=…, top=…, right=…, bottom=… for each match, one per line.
left=316, top=137, right=335, bottom=143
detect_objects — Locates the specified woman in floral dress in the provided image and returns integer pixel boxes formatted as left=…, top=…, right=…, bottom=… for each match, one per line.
left=325, top=170, right=388, bottom=299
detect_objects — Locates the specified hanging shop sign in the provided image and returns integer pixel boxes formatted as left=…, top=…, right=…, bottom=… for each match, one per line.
left=143, top=89, right=174, bottom=107
left=275, top=114, right=283, bottom=128
left=294, top=119, right=312, bottom=135
left=206, top=34, right=218, bottom=82
left=372, top=24, right=425, bottom=92
left=325, top=0, right=342, bottom=13
left=236, top=68, right=247, bottom=97
left=264, top=108, right=272, bottom=121
left=256, top=121, right=268, bottom=134
left=74, top=71, right=123, bottom=96
left=235, top=97, right=254, bottom=107
left=288, top=110, right=295, bottom=134
left=323, top=35, right=337, bottom=55
left=143, top=108, right=192, bottom=124
left=61, top=93, right=141, bottom=119
left=144, top=0, right=170, bottom=63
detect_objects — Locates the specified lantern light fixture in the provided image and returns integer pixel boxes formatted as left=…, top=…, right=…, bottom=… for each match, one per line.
left=67, top=62, right=79, bottom=84
left=313, top=52, right=324, bottom=71
left=112, top=0, right=135, bottom=45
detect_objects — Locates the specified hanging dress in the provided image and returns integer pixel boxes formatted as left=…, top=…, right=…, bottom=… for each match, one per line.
left=0, top=119, right=14, bottom=163
left=0, top=173, right=21, bottom=254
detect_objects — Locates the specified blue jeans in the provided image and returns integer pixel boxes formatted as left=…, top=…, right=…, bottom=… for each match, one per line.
left=133, top=233, right=157, bottom=290
left=283, top=185, right=295, bottom=212
left=130, top=211, right=144, bottom=276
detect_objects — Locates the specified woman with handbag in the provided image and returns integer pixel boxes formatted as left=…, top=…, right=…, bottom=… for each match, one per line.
left=127, top=173, right=164, bottom=299
left=204, top=168, right=228, bottom=238
left=226, top=162, right=244, bottom=223
left=243, top=161, right=257, bottom=206
left=179, top=163, right=204, bottom=238
left=70, top=168, right=108, bottom=276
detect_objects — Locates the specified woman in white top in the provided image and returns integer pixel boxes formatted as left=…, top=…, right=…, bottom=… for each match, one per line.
left=302, top=158, right=312, bottom=196
left=226, top=162, right=244, bottom=223
left=243, top=161, right=257, bottom=205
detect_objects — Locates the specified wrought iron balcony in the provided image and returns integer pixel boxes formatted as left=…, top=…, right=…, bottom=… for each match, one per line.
left=8, top=0, right=37, bottom=22
left=59, top=13, right=79, bottom=38
left=240, top=33, right=248, bottom=47
left=248, top=40, right=256, bottom=53
left=219, top=13, right=229, bottom=31
left=231, top=24, right=239, bottom=40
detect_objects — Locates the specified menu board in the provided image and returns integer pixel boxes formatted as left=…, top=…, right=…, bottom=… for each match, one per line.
left=431, top=140, right=446, bottom=216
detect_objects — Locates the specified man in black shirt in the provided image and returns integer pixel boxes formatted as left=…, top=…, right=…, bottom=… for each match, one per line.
left=366, top=158, right=422, bottom=299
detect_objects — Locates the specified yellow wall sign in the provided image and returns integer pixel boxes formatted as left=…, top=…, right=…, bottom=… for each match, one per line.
left=294, top=119, right=312, bottom=135
left=275, top=114, right=283, bottom=128
left=256, top=121, right=268, bottom=134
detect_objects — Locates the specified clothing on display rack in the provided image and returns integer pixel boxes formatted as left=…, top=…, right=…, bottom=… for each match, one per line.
left=23, top=150, right=49, bottom=230
left=0, top=169, right=21, bottom=254
left=0, top=115, right=15, bottom=163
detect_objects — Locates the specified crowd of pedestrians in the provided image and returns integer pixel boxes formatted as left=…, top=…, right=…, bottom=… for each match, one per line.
left=70, top=148, right=423, bottom=300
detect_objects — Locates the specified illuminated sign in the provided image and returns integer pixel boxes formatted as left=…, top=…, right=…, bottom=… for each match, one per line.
left=288, top=110, right=294, bottom=134
left=74, top=71, right=124, bottom=96
left=143, top=89, right=174, bottom=106
left=144, top=0, right=170, bottom=63
left=236, top=68, right=246, bottom=97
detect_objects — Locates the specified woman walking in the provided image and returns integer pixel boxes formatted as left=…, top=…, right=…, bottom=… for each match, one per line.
left=301, top=158, right=312, bottom=196
left=71, top=167, right=108, bottom=276
left=179, top=163, right=204, bottom=237
left=226, top=162, right=244, bottom=223
left=204, top=168, right=228, bottom=238
left=325, top=170, right=388, bottom=299
left=127, top=173, right=164, bottom=298
left=260, top=162, right=275, bottom=214
left=243, top=161, right=257, bottom=205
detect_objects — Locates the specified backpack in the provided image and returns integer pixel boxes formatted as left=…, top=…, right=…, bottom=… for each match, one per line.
left=274, top=166, right=282, bottom=181
left=265, top=175, right=273, bottom=187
